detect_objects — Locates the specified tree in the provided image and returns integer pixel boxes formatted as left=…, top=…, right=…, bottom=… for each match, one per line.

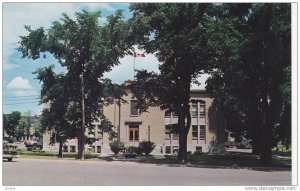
left=18, top=116, right=28, bottom=141
left=18, top=10, right=130, bottom=160
left=3, top=111, right=22, bottom=143
left=128, top=3, right=216, bottom=162
left=205, top=3, right=291, bottom=165
left=35, top=65, right=76, bottom=158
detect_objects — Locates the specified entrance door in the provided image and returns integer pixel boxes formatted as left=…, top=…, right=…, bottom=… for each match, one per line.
left=129, top=125, right=139, bottom=142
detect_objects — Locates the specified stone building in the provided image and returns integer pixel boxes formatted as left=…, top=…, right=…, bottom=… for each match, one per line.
left=43, top=89, right=215, bottom=155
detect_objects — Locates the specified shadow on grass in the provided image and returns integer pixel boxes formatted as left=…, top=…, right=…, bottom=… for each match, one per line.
left=101, top=152, right=291, bottom=172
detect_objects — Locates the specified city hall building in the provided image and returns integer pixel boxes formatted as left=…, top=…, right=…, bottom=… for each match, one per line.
left=43, top=89, right=215, bottom=155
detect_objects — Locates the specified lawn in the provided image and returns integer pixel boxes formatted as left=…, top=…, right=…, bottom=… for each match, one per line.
left=17, top=149, right=101, bottom=161
left=145, top=151, right=291, bottom=168
left=17, top=149, right=291, bottom=169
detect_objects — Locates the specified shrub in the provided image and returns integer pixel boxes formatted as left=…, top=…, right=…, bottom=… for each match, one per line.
left=109, top=141, right=125, bottom=155
left=127, top=146, right=143, bottom=155
left=139, top=141, right=156, bottom=155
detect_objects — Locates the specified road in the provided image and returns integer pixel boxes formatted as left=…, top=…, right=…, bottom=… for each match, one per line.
left=3, top=158, right=291, bottom=186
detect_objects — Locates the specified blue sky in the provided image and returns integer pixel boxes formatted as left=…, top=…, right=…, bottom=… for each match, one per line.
left=2, top=2, right=209, bottom=115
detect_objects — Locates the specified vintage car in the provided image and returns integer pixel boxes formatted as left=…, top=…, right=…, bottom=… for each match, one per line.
left=3, top=143, right=20, bottom=162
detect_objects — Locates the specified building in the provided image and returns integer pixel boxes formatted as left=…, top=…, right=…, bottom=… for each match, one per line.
left=43, top=89, right=215, bottom=155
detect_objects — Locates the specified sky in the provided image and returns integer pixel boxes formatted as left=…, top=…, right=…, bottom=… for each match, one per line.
left=2, top=2, right=209, bottom=115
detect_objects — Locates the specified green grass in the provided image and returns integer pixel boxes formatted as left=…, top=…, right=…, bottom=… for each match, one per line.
left=146, top=152, right=291, bottom=168
left=17, top=149, right=291, bottom=169
left=18, top=150, right=101, bottom=161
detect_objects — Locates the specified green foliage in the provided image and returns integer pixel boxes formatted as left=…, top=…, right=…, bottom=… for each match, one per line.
left=109, top=141, right=125, bottom=155
left=127, top=146, right=143, bottom=155
left=3, top=111, right=22, bottom=141
left=205, top=3, right=291, bottom=165
left=129, top=3, right=216, bottom=162
left=18, top=10, right=130, bottom=159
left=139, top=141, right=156, bottom=155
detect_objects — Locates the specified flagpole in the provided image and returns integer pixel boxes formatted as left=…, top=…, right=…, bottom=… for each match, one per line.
left=133, top=52, right=136, bottom=81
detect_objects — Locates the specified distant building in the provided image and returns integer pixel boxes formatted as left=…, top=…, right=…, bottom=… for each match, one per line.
left=43, top=89, right=215, bottom=155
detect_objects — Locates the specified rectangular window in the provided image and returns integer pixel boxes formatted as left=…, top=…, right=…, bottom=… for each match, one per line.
left=172, top=146, right=179, bottom=154
left=196, top=146, right=202, bottom=153
left=63, top=146, right=68, bottom=152
left=130, top=100, right=138, bottom=116
left=97, top=146, right=101, bottom=154
left=165, top=146, right=171, bottom=154
left=191, top=102, right=198, bottom=118
left=200, top=101, right=205, bottom=118
left=200, top=125, right=206, bottom=140
left=165, top=111, right=171, bottom=117
left=192, top=125, right=198, bottom=140
left=165, top=125, right=171, bottom=140
left=129, top=125, right=139, bottom=142
left=172, top=133, right=179, bottom=140
left=70, top=146, right=76, bottom=152
left=100, top=104, right=104, bottom=115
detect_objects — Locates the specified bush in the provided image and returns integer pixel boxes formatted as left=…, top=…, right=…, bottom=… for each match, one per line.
left=127, top=146, right=143, bottom=155
left=109, top=141, right=125, bottom=155
left=139, top=141, right=156, bottom=155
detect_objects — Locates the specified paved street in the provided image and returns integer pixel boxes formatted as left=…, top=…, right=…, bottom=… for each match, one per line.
left=3, top=158, right=291, bottom=186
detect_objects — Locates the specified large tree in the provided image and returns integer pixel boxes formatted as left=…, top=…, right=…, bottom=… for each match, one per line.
left=206, top=3, right=291, bottom=165
left=128, top=3, right=216, bottom=162
left=18, top=10, right=130, bottom=160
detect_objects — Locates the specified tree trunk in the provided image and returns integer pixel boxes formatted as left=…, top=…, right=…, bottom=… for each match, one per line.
left=260, top=125, right=272, bottom=165
left=77, top=73, right=85, bottom=160
left=58, top=139, right=63, bottom=158
left=178, top=111, right=187, bottom=163
left=260, top=95, right=273, bottom=165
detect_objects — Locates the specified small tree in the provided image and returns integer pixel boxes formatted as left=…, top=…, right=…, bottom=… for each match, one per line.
left=3, top=111, right=22, bottom=143
left=139, top=141, right=156, bottom=156
left=109, top=141, right=125, bottom=155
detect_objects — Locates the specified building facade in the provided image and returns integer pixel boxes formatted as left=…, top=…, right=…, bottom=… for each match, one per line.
left=43, top=90, right=214, bottom=155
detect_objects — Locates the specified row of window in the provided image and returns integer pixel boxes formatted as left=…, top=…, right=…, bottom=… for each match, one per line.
left=130, top=100, right=206, bottom=117
left=62, top=145, right=101, bottom=153
left=165, top=125, right=206, bottom=141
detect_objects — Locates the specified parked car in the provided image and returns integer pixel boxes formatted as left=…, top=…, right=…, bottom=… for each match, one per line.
left=236, top=139, right=253, bottom=149
left=26, top=142, right=43, bottom=151
left=3, top=143, right=20, bottom=162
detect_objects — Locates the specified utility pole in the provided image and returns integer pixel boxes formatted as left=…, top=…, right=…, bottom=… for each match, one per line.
left=79, top=72, right=85, bottom=160
left=117, top=98, right=121, bottom=142
left=148, top=126, right=151, bottom=141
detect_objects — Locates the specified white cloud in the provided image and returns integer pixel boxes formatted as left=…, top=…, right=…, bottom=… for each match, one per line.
left=7, top=77, right=33, bottom=89
left=104, top=47, right=160, bottom=84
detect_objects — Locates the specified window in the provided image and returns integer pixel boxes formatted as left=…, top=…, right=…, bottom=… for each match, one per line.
left=172, top=133, right=179, bottom=140
left=191, top=102, right=198, bottom=118
left=99, top=104, right=104, bottom=115
left=200, top=125, right=206, bottom=140
left=63, top=146, right=68, bottom=152
left=97, top=127, right=103, bottom=140
left=129, top=125, right=139, bottom=142
left=165, top=125, right=171, bottom=140
left=70, top=146, right=76, bottom=152
left=97, top=146, right=101, bottom=153
left=165, top=146, right=171, bottom=154
left=192, top=125, right=198, bottom=140
left=130, top=100, right=138, bottom=116
left=165, top=111, right=178, bottom=117
left=196, top=146, right=202, bottom=153
left=172, top=146, right=179, bottom=154
left=165, top=111, right=171, bottom=117
left=200, top=101, right=205, bottom=118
